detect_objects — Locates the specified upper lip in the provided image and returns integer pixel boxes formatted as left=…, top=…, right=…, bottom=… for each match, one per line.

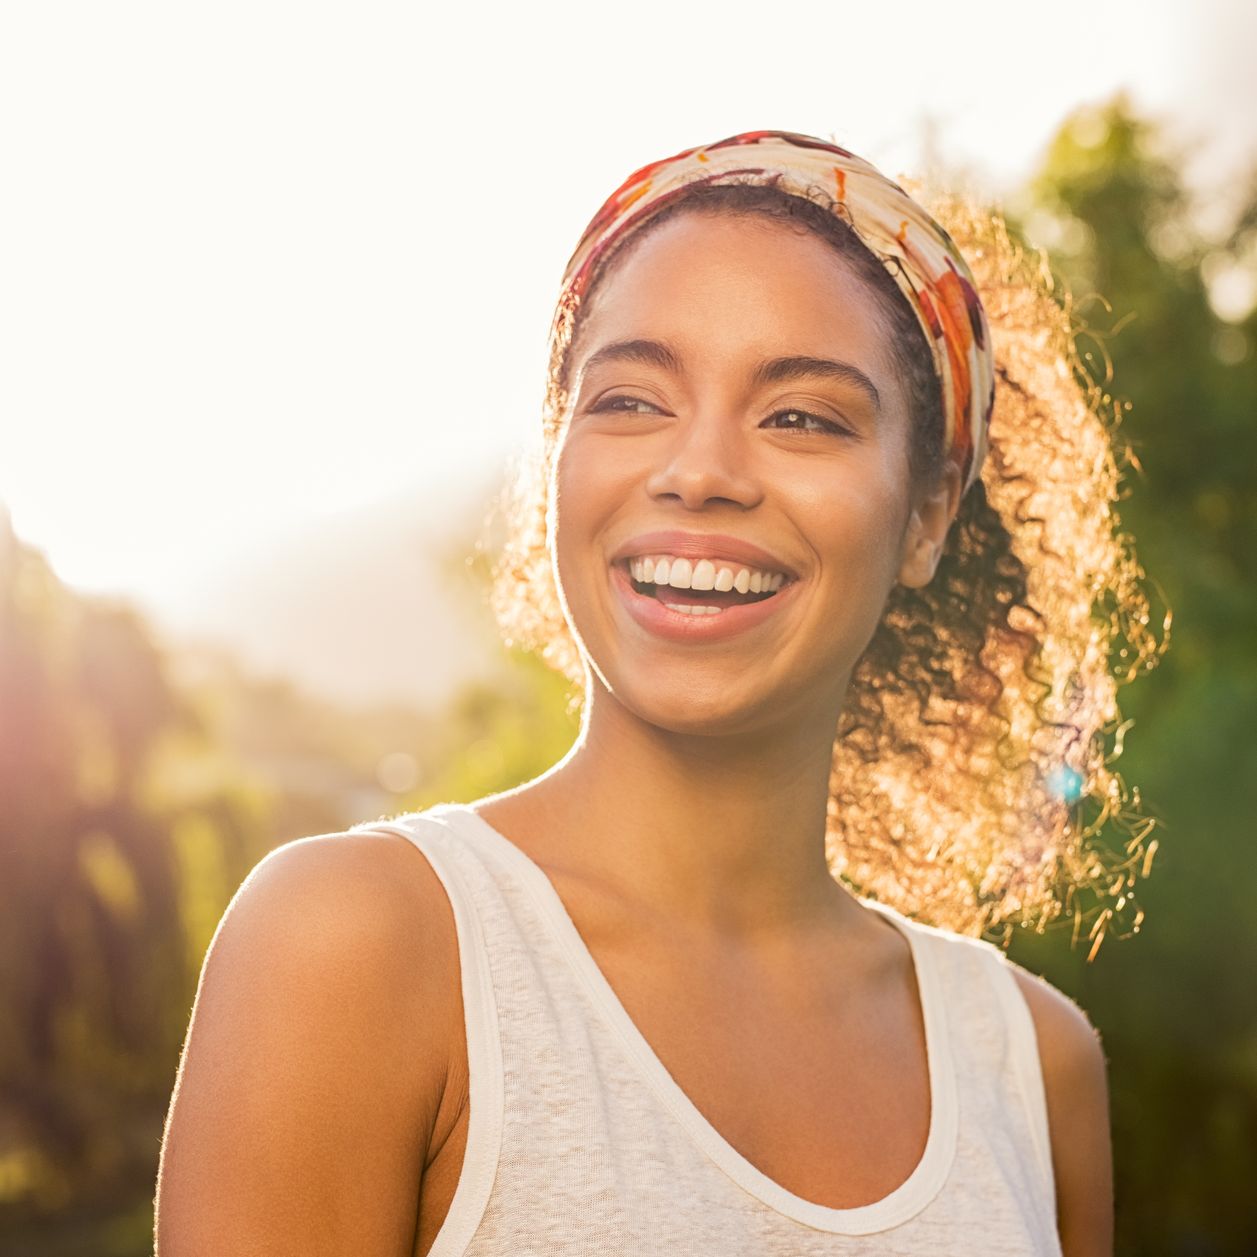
left=611, top=530, right=799, bottom=579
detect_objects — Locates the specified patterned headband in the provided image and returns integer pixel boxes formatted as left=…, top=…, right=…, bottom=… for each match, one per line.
left=554, top=129, right=995, bottom=495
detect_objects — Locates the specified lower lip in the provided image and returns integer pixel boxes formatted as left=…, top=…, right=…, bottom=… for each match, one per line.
left=610, top=562, right=800, bottom=644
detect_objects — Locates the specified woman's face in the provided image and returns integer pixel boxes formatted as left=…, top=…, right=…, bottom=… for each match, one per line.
left=551, top=211, right=952, bottom=738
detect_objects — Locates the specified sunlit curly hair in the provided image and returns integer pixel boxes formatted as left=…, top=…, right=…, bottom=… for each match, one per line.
left=486, top=176, right=1169, bottom=953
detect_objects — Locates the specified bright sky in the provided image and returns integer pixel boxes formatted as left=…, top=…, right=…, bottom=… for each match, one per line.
left=2, top=0, right=1251, bottom=618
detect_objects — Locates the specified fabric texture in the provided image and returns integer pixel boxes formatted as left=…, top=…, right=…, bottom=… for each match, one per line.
left=552, top=129, right=996, bottom=497
left=352, top=803, right=1061, bottom=1256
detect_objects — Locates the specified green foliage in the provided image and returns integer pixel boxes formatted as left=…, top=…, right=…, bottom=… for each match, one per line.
left=0, top=520, right=285, bottom=1241
left=1004, top=94, right=1257, bottom=1255
left=1, top=527, right=185, bottom=1220
left=407, top=646, right=580, bottom=810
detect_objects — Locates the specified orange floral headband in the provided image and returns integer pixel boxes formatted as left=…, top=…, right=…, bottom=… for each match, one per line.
left=554, top=129, right=995, bottom=495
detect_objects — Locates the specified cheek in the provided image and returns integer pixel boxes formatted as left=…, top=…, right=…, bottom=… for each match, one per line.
left=796, top=454, right=906, bottom=545
left=552, top=431, right=608, bottom=541
left=863, top=434, right=915, bottom=578
left=549, top=431, right=630, bottom=611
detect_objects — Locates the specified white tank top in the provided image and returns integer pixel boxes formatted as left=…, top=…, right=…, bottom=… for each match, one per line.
left=352, top=803, right=1062, bottom=1256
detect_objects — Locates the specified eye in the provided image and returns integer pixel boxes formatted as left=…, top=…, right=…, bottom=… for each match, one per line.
left=590, top=394, right=664, bottom=415
left=763, top=408, right=852, bottom=436
left=589, top=396, right=852, bottom=435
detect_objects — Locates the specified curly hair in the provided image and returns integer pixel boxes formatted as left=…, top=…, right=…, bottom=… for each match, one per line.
left=486, top=176, right=1169, bottom=953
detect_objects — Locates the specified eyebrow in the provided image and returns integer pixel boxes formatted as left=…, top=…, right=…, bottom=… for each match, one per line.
left=578, top=338, right=881, bottom=413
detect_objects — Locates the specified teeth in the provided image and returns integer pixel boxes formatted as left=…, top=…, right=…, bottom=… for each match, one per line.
left=691, top=559, right=716, bottom=590
left=667, top=557, right=693, bottom=589
left=660, top=602, right=724, bottom=615
left=626, top=553, right=790, bottom=595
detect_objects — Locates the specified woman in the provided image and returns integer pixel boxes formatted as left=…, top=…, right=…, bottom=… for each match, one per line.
left=157, top=131, right=1161, bottom=1255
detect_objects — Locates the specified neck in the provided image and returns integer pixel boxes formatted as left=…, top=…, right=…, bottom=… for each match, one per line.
left=496, top=681, right=861, bottom=936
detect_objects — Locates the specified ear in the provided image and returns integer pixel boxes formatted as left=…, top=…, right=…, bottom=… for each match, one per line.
left=897, top=460, right=964, bottom=589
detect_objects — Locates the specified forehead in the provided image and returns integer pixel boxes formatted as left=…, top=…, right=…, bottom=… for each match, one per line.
left=572, top=212, right=895, bottom=376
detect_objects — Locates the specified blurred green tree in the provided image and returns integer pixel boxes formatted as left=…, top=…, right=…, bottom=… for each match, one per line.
left=0, top=513, right=447, bottom=1252
left=0, top=518, right=199, bottom=1235
left=1004, top=94, right=1257, bottom=1255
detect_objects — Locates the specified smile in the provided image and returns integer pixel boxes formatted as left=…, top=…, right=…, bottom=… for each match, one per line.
left=611, top=559, right=799, bottom=643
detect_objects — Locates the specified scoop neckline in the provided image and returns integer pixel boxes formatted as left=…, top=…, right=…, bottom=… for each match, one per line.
left=432, top=801, right=958, bottom=1235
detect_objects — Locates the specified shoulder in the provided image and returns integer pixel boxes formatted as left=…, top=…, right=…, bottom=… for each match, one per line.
left=1005, top=960, right=1106, bottom=1089
left=1006, top=957, right=1115, bottom=1257
left=202, top=827, right=463, bottom=1033
left=210, top=825, right=466, bottom=1078
left=156, top=827, right=463, bottom=1252
left=1005, top=960, right=1110, bottom=1151
left=229, top=825, right=459, bottom=966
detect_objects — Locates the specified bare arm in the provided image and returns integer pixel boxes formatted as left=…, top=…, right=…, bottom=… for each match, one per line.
left=1011, top=965, right=1115, bottom=1257
left=155, top=831, right=462, bottom=1256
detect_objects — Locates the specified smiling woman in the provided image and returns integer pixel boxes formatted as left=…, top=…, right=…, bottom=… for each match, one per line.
left=497, top=141, right=1162, bottom=943
left=156, top=131, right=1164, bottom=1257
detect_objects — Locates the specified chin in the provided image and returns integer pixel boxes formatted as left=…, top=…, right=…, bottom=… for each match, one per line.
left=598, top=668, right=788, bottom=739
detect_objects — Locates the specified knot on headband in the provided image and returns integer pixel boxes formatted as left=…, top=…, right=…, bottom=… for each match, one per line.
left=556, top=129, right=996, bottom=495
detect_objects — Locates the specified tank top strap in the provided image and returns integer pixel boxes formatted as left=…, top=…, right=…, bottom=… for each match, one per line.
left=978, top=942, right=1057, bottom=1204
left=346, top=807, right=506, bottom=1257
left=901, top=915, right=1057, bottom=1218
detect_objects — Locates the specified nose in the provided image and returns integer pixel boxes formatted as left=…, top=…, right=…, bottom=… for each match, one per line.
left=643, top=406, right=763, bottom=512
